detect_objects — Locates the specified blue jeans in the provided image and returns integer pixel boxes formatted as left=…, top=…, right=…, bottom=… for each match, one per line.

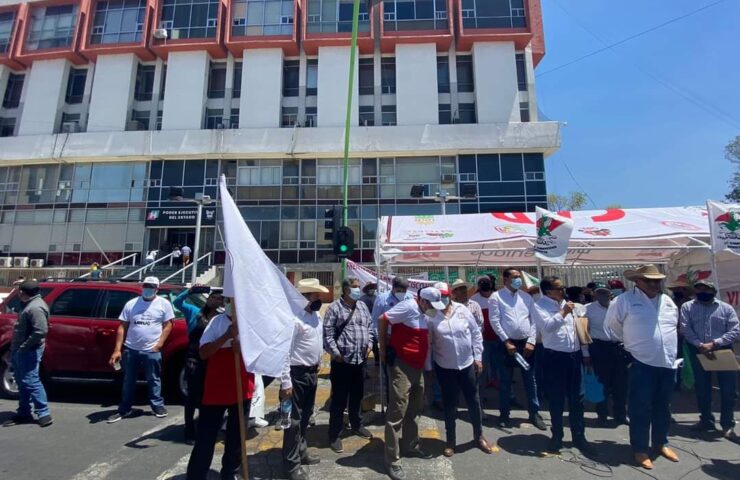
left=688, top=345, right=737, bottom=430
left=544, top=349, right=584, bottom=439
left=628, top=360, right=674, bottom=453
left=119, top=348, right=164, bottom=413
left=496, top=339, right=540, bottom=418
left=13, top=347, right=50, bottom=418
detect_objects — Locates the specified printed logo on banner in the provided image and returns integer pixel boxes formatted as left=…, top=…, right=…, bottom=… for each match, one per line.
left=715, top=209, right=740, bottom=250
left=579, top=227, right=611, bottom=237
left=495, top=225, right=526, bottom=235
left=401, top=230, right=454, bottom=241
left=415, top=215, right=435, bottom=225
left=537, top=215, right=564, bottom=237
left=660, top=221, right=703, bottom=232
left=676, top=269, right=712, bottom=285
left=147, top=210, right=160, bottom=221
left=205, top=209, right=216, bottom=221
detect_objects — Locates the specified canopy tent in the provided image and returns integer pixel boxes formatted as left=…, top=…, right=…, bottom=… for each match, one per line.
left=375, top=207, right=712, bottom=267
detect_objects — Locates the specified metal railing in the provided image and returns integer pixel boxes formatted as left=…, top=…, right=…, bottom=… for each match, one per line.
left=162, top=252, right=213, bottom=285
left=78, top=253, right=138, bottom=279
left=121, top=251, right=177, bottom=281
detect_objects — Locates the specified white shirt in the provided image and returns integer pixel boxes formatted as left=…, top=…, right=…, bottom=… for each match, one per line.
left=470, top=292, right=492, bottom=315
left=532, top=295, right=589, bottom=356
left=199, top=313, right=234, bottom=348
left=281, top=309, right=324, bottom=389
left=489, top=288, right=536, bottom=344
left=120, top=296, right=175, bottom=352
left=145, top=251, right=157, bottom=261
left=181, top=246, right=192, bottom=256
left=585, top=302, right=613, bottom=342
left=606, top=288, right=678, bottom=369
left=427, top=302, right=483, bottom=371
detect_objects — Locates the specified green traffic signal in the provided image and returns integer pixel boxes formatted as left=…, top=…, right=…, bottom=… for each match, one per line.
left=340, top=245, right=348, bottom=253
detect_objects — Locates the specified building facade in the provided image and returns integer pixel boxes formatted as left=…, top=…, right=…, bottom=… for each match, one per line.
left=0, top=0, right=559, bottom=274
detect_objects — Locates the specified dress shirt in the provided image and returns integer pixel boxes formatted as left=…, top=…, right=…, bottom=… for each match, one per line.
left=462, top=299, right=484, bottom=330
left=427, top=302, right=483, bottom=371
left=606, top=288, right=678, bottom=369
left=585, top=302, right=613, bottom=342
left=281, top=309, right=324, bottom=389
left=371, top=290, right=414, bottom=328
left=680, top=298, right=740, bottom=348
left=323, top=298, right=375, bottom=365
left=489, top=287, right=536, bottom=344
left=532, top=295, right=590, bottom=356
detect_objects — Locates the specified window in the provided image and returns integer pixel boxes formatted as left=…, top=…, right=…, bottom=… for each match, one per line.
left=520, top=102, right=530, bottom=122
left=306, top=59, right=318, bottom=96
left=0, top=11, right=16, bottom=54
left=501, top=153, right=524, bottom=180
left=462, top=0, right=527, bottom=29
left=238, top=160, right=281, bottom=186
left=384, top=0, right=449, bottom=31
left=306, top=0, right=370, bottom=33
left=231, top=0, right=294, bottom=37
left=516, top=53, right=527, bottom=91
left=382, top=105, right=396, bottom=126
left=283, top=60, right=299, bottom=97
left=456, top=55, right=474, bottom=92
left=133, top=64, right=155, bottom=101
left=3, top=74, right=24, bottom=109
left=204, top=108, right=223, bottom=129
left=159, top=65, right=167, bottom=100
left=381, top=58, right=396, bottom=94
left=100, top=290, right=138, bottom=319
left=129, top=110, right=150, bottom=130
left=305, top=106, right=317, bottom=127
left=3, top=289, right=52, bottom=314
left=359, top=105, right=374, bottom=126
left=438, top=103, right=451, bottom=124
left=65, top=68, right=87, bottom=104
left=0, top=117, right=15, bottom=137
left=60, top=112, right=81, bottom=132
left=233, top=61, right=242, bottom=98
left=281, top=106, right=297, bottom=127
left=27, top=4, right=79, bottom=50
left=207, top=62, right=226, bottom=98
left=436, top=56, right=450, bottom=93
left=358, top=58, right=374, bottom=95
left=50, top=289, right=100, bottom=317
left=160, top=0, right=219, bottom=40
left=90, top=0, right=146, bottom=45
left=456, top=103, right=476, bottom=124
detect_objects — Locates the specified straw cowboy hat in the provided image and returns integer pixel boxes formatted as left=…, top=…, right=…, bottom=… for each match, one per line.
left=624, top=264, right=666, bottom=282
left=297, top=278, right=329, bottom=294
left=450, top=279, right=471, bottom=290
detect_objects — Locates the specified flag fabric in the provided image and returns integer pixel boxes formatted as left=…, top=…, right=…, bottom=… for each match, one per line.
left=220, top=175, right=306, bottom=377
left=534, top=206, right=574, bottom=264
left=522, top=271, right=540, bottom=289
left=346, top=259, right=435, bottom=295
left=707, top=200, right=740, bottom=254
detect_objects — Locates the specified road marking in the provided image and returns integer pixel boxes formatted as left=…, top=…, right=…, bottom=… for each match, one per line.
left=156, top=454, right=191, bottom=480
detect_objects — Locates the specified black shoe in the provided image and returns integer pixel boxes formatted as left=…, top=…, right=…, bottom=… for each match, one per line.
left=574, top=437, right=597, bottom=457
left=596, top=417, right=609, bottom=428
left=690, top=421, right=717, bottom=432
left=404, top=446, right=433, bottom=460
left=330, top=438, right=344, bottom=453
left=614, top=416, right=630, bottom=426
left=301, top=454, right=320, bottom=466
left=498, top=416, right=511, bottom=429
left=153, top=406, right=168, bottom=418
left=37, top=415, right=53, bottom=428
left=547, top=437, right=563, bottom=453
left=288, top=467, right=309, bottom=480
left=387, top=464, right=406, bottom=480
left=2, top=414, right=34, bottom=427
left=352, top=426, right=373, bottom=439
left=107, top=410, right=133, bottom=424
left=530, top=413, right=547, bottom=431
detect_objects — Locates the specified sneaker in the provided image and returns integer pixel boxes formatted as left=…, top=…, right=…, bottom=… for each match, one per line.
left=724, top=428, right=738, bottom=441
left=2, top=414, right=34, bottom=427
left=107, top=410, right=133, bottom=424
left=387, top=464, right=406, bottom=480
left=330, top=438, right=344, bottom=453
left=37, top=415, right=53, bottom=428
left=249, top=417, right=269, bottom=428
left=404, top=446, right=433, bottom=460
left=301, top=454, right=320, bottom=466
left=352, top=426, right=373, bottom=439
left=288, top=467, right=308, bottom=480
left=153, top=406, right=168, bottom=418
left=530, top=413, right=547, bottom=431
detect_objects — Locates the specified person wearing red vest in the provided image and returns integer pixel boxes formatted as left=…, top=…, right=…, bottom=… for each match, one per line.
left=470, top=276, right=500, bottom=389
left=186, top=299, right=254, bottom=480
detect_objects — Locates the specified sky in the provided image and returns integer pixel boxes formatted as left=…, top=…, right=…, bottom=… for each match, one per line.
left=537, top=0, right=740, bottom=208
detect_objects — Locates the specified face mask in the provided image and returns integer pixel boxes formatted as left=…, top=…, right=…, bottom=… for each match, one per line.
left=511, top=278, right=523, bottom=290
left=224, top=303, right=233, bottom=317
left=696, top=292, right=715, bottom=303
left=479, top=283, right=492, bottom=293
left=142, top=288, right=157, bottom=300
left=441, top=297, right=450, bottom=306
left=367, top=289, right=376, bottom=296
left=394, top=292, right=406, bottom=302
left=611, top=289, right=624, bottom=297
left=309, top=300, right=322, bottom=312
left=598, top=298, right=610, bottom=308
left=424, top=308, right=437, bottom=317
left=349, top=288, right=362, bottom=301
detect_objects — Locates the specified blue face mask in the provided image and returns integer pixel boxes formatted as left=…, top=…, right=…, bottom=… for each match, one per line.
left=511, top=278, right=523, bottom=290
left=142, top=288, right=157, bottom=300
left=349, top=288, right=362, bottom=301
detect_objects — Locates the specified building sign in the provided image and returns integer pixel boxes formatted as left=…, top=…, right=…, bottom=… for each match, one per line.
left=145, top=207, right=217, bottom=227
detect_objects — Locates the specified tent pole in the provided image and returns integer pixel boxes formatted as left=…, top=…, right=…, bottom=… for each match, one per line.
left=705, top=202, right=722, bottom=292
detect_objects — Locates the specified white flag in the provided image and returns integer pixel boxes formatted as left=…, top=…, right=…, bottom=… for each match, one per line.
left=534, top=206, right=574, bottom=264
left=707, top=200, right=740, bottom=254
left=220, top=175, right=306, bottom=377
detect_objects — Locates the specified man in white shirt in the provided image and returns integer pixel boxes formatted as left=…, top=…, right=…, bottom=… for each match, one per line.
left=280, top=278, right=327, bottom=480
left=107, top=276, right=175, bottom=423
left=181, top=244, right=192, bottom=266
left=585, top=284, right=628, bottom=427
left=532, top=276, right=594, bottom=456
left=489, top=268, right=545, bottom=430
left=606, top=265, right=680, bottom=470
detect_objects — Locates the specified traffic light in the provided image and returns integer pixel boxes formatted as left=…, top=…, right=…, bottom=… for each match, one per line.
left=324, top=205, right=342, bottom=241
left=334, top=226, right=355, bottom=258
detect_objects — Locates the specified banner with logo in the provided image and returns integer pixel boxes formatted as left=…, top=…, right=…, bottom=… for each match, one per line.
left=346, top=260, right=436, bottom=294
left=707, top=201, right=740, bottom=254
left=534, top=207, right=574, bottom=264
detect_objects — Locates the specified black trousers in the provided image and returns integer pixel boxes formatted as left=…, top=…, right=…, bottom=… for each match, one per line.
left=590, top=339, right=628, bottom=421
left=544, top=348, right=585, bottom=440
left=329, top=361, right=365, bottom=441
left=434, top=362, right=484, bottom=446
left=184, top=357, right=206, bottom=438
left=283, top=366, right=318, bottom=473
left=186, top=401, right=251, bottom=480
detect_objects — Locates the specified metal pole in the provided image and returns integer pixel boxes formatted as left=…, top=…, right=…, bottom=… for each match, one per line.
left=192, top=201, right=203, bottom=284
left=439, top=190, right=450, bottom=283
left=705, top=202, right=722, bottom=292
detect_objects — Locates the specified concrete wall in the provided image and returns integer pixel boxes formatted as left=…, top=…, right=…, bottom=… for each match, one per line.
left=87, top=54, right=138, bottom=132
left=240, top=48, right=283, bottom=128
left=317, top=46, right=358, bottom=127
left=472, top=42, right=520, bottom=124
left=18, top=59, right=70, bottom=135
left=162, top=51, right=209, bottom=130
left=396, top=43, right=438, bottom=126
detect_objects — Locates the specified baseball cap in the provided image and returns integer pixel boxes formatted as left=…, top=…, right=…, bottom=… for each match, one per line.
left=19, top=279, right=40, bottom=296
left=143, top=276, right=160, bottom=288
left=433, top=282, right=450, bottom=296
left=420, top=287, right=446, bottom=310
left=693, top=279, right=717, bottom=291
left=592, top=282, right=610, bottom=293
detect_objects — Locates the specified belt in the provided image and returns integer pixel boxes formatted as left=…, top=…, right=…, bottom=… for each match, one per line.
left=291, top=364, right=320, bottom=373
left=544, top=348, right=582, bottom=358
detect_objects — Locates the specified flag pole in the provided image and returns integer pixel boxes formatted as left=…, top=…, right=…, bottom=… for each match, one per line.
left=231, top=297, right=250, bottom=479
left=706, top=201, right=722, bottom=292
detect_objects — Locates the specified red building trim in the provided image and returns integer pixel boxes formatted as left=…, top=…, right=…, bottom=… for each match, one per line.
left=225, top=0, right=300, bottom=58
left=149, top=0, right=227, bottom=60
left=0, top=4, right=24, bottom=70
left=15, top=0, right=89, bottom=67
left=380, top=0, right=454, bottom=54
left=302, top=0, right=373, bottom=56
left=79, top=0, right=156, bottom=62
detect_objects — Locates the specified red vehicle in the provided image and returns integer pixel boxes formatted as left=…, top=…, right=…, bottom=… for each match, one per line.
left=0, top=280, right=191, bottom=400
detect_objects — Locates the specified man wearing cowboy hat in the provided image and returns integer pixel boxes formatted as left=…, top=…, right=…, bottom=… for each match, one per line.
left=606, top=265, right=680, bottom=470
left=451, top=279, right=484, bottom=330
left=679, top=280, right=739, bottom=440
left=280, top=278, right=328, bottom=480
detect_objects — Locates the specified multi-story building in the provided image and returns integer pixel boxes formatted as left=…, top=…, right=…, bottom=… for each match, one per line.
left=0, top=0, right=559, bottom=278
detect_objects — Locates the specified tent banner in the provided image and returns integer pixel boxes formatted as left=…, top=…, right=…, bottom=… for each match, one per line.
left=346, top=260, right=436, bottom=294
left=707, top=201, right=740, bottom=254
left=534, top=206, right=574, bottom=264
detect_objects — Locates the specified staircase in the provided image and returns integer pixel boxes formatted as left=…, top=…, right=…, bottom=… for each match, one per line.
left=106, top=259, right=212, bottom=285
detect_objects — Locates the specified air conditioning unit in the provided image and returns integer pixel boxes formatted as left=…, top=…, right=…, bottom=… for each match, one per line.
left=61, top=122, right=80, bottom=134
left=126, top=120, right=145, bottom=131
left=13, top=257, right=29, bottom=268
left=441, top=174, right=456, bottom=184
left=30, top=259, right=45, bottom=268
left=0, top=257, right=13, bottom=267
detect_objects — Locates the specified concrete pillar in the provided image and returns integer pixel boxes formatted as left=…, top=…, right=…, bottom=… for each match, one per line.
left=87, top=54, right=137, bottom=132
left=18, top=59, right=70, bottom=135
left=373, top=49, right=382, bottom=126
left=149, top=57, right=164, bottom=130
left=298, top=49, right=307, bottom=122
left=472, top=41, right=520, bottom=124
left=240, top=48, right=283, bottom=129
left=224, top=53, right=235, bottom=124
left=524, top=45, right=538, bottom=122
left=396, top=43, right=438, bottom=126
left=0, top=66, right=9, bottom=106
left=317, top=46, right=357, bottom=127
left=162, top=51, right=209, bottom=130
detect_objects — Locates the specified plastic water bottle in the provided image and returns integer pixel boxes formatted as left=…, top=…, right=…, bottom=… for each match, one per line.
left=278, top=399, right=292, bottom=430
left=514, top=352, right=531, bottom=371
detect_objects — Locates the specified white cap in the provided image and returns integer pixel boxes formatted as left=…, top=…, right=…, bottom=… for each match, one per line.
left=143, top=276, right=160, bottom=287
left=420, top=287, right=445, bottom=310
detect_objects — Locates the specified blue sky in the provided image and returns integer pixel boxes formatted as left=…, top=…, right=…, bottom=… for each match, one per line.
left=537, top=0, right=740, bottom=208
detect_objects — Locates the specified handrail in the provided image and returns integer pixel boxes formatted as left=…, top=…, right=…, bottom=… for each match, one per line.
left=121, top=251, right=177, bottom=280
left=78, top=253, right=138, bottom=279
left=162, top=252, right=212, bottom=284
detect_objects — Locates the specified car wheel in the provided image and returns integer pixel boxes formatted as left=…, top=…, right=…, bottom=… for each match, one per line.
left=1, top=354, right=19, bottom=400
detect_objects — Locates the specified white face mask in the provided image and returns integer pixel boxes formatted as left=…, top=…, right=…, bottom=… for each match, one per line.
left=224, top=303, right=233, bottom=317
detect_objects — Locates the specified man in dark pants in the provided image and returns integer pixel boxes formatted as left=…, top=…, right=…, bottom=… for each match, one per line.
left=324, top=277, right=375, bottom=453
left=3, top=280, right=52, bottom=428
left=281, top=278, right=327, bottom=480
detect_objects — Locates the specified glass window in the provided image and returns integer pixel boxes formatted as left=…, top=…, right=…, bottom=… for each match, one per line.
left=436, top=55, right=450, bottom=93
left=50, top=288, right=100, bottom=317
left=359, top=105, right=374, bottom=126
left=129, top=109, right=150, bottom=130
left=381, top=105, right=396, bottom=126
left=3, top=289, right=52, bottom=314
left=438, top=103, right=451, bottom=124
left=281, top=106, right=297, bottom=127
left=230, top=108, right=240, bottom=128
left=207, top=62, right=226, bottom=98
left=91, top=0, right=146, bottom=45
left=500, top=153, right=524, bottom=181
left=0, top=117, right=15, bottom=137
left=463, top=0, right=527, bottom=29
left=233, top=61, right=242, bottom=98
left=516, top=53, right=527, bottom=91
left=100, top=290, right=138, bottom=319
left=232, top=0, right=293, bottom=37
left=18, top=164, right=59, bottom=204
left=526, top=181, right=546, bottom=196
left=524, top=153, right=544, bottom=172
left=237, top=160, right=281, bottom=186
left=306, top=0, right=370, bottom=33
left=520, top=101, right=530, bottom=122
left=305, top=106, right=317, bottom=127
left=456, top=55, right=474, bottom=92
left=160, top=0, right=219, bottom=40
left=476, top=154, right=500, bottom=181
left=283, top=60, right=299, bottom=97
left=358, top=57, right=374, bottom=95
left=134, top=64, right=155, bottom=101
left=306, top=58, right=318, bottom=96
left=381, top=58, right=395, bottom=94
left=86, top=162, right=146, bottom=202
left=384, top=0, right=448, bottom=31
left=204, top=108, right=224, bottom=129
left=65, top=68, right=87, bottom=104
left=0, top=11, right=16, bottom=54
left=3, top=73, right=24, bottom=109
left=457, top=103, right=476, bottom=124
left=27, top=4, right=79, bottom=50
